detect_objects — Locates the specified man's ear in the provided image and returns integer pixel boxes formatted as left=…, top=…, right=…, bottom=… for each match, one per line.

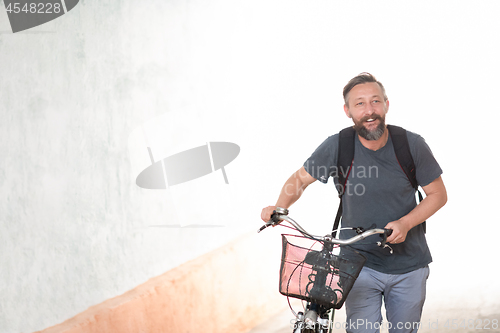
left=344, top=104, right=351, bottom=118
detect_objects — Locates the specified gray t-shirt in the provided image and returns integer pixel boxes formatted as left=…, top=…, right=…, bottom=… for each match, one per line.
left=303, top=129, right=442, bottom=274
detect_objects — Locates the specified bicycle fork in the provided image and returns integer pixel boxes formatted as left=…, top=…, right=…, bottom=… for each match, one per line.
left=292, top=303, right=334, bottom=333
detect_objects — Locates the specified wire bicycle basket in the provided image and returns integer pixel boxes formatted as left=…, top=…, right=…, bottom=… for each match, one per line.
left=279, top=234, right=366, bottom=309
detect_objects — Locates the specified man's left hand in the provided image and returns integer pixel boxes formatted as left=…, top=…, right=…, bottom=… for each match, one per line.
left=384, top=219, right=411, bottom=244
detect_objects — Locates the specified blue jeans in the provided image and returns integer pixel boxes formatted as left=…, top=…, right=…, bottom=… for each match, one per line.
left=345, top=266, right=430, bottom=333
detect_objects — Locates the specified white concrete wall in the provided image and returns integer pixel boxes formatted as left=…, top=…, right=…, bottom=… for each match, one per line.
left=1, top=1, right=499, bottom=332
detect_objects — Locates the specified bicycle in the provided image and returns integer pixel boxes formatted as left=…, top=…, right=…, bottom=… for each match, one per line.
left=258, top=207, right=393, bottom=333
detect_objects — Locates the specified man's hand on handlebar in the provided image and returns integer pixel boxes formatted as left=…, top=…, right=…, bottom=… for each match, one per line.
left=259, top=206, right=288, bottom=233
left=384, top=219, right=411, bottom=244
left=261, top=206, right=278, bottom=223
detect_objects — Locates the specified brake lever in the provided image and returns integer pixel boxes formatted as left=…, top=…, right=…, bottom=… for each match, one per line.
left=377, top=229, right=394, bottom=254
left=257, top=208, right=289, bottom=233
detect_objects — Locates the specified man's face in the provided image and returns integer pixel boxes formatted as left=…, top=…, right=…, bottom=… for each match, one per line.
left=344, top=82, right=389, bottom=141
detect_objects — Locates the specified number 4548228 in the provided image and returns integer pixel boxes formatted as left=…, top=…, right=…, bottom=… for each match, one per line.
left=5, top=2, right=62, bottom=14
left=443, top=318, right=498, bottom=330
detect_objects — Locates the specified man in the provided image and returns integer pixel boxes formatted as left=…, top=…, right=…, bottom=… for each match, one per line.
left=261, top=73, right=447, bottom=333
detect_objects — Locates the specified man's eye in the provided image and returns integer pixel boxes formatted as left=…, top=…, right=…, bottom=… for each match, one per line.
left=356, top=102, right=364, bottom=106
left=373, top=100, right=380, bottom=103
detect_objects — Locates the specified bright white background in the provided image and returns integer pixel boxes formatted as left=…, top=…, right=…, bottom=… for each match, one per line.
left=1, top=1, right=499, bottom=332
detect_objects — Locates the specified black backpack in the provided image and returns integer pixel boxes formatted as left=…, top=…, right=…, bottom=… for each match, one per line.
left=332, top=125, right=425, bottom=237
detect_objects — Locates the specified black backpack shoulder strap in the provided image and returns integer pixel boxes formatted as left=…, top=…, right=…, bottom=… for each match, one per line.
left=387, top=125, right=426, bottom=232
left=332, top=126, right=355, bottom=237
left=336, top=126, right=356, bottom=195
left=387, top=125, right=417, bottom=189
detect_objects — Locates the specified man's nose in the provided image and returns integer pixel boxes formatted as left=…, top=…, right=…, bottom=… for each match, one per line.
left=365, top=105, right=375, bottom=116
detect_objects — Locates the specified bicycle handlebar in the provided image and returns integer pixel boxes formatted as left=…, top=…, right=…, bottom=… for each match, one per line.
left=258, top=209, right=394, bottom=251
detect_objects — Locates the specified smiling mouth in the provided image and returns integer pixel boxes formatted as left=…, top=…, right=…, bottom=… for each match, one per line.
left=364, top=117, right=379, bottom=125
left=362, top=114, right=382, bottom=123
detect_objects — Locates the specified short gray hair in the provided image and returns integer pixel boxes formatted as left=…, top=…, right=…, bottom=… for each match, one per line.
left=343, top=72, right=388, bottom=107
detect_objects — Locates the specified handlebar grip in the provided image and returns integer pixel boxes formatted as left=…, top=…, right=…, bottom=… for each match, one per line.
left=270, top=212, right=281, bottom=223
left=257, top=211, right=284, bottom=233
left=378, top=228, right=393, bottom=249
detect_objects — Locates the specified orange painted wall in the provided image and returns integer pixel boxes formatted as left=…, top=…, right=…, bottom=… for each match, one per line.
left=34, top=231, right=284, bottom=333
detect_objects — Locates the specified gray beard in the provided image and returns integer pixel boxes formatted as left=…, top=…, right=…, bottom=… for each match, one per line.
left=354, top=119, right=386, bottom=141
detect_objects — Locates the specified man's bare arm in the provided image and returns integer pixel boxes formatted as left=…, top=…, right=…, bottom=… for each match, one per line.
left=385, top=176, right=447, bottom=244
left=261, top=166, right=317, bottom=222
